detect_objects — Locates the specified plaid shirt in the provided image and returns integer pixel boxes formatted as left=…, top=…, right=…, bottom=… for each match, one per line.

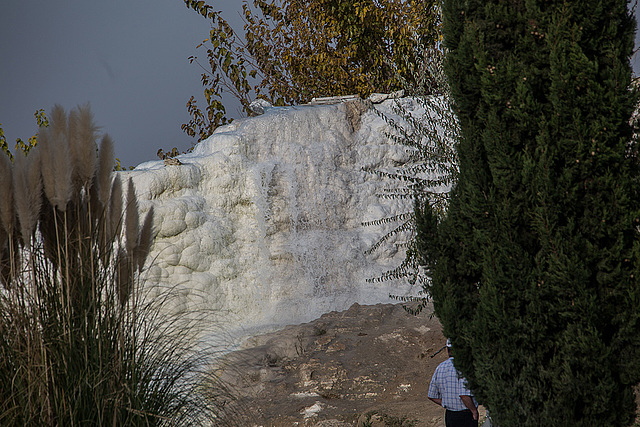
left=428, top=357, right=477, bottom=411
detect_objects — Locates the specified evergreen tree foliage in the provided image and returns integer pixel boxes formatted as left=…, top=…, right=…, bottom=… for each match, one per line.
left=417, top=0, right=640, bottom=425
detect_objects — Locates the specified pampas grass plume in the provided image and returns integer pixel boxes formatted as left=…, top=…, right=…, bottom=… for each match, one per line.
left=125, top=178, right=139, bottom=256
left=50, top=104, right=68, bottom=138
left=116, top=248, right=132, bottom=306
left=135, top=206, right=154, bottom=272
left=109, top=176, right=123, bottom=241
left=13, top=149, right=43, bottom=244
left=97, top=134, right=115, bottom=206
left=39, top=114, right=72, bottom=211
left=0, top=228, right=9, bottom=286
left=69, top=104, right=97, bottom=187
left=0, top=153, right=14, bottom=235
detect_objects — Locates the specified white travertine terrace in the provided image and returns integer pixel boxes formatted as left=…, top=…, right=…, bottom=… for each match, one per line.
left=123, top=97, right=426, bottom=345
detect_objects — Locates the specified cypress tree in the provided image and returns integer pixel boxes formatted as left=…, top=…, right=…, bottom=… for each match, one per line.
left=417, top=0, right=640, bottom=425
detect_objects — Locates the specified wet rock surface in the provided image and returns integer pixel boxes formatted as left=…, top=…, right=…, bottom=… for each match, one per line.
left=217, top=303, right=485, bottom=426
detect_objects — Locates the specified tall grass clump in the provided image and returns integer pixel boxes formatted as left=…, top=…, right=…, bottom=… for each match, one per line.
left=0, top=105, right=238, bottom=426
left=363, top=42, right=460, bottom=314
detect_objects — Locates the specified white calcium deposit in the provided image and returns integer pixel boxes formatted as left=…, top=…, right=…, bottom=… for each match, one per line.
left=122, top=98, right=423, bottom=344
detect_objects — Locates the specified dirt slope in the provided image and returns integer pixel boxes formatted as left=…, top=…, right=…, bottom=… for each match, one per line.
left=216, top=302, right=487, bottom=426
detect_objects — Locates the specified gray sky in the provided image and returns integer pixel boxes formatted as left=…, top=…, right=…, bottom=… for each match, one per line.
left=1, top=1, right=640, bottom=167
left=0, top=0, right=242, bottom=167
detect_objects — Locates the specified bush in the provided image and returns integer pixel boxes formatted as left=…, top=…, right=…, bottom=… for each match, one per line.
left=363, top=44, right=459, bottom=313
left=182, top=0, right=441, bottom=141
left=0, top=105, right=237, bottom=425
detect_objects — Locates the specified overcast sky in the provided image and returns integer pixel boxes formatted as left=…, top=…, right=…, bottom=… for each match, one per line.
left=1, top=2, right=640, bottom=167
left=0, top=0, right=243, bottom=167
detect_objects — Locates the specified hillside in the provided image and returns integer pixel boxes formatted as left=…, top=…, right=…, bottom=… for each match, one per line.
left=216, top=303, right=488, bottom=426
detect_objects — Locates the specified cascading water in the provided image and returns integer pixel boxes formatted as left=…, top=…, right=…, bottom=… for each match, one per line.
left=124, top=98, right=420, bottom=345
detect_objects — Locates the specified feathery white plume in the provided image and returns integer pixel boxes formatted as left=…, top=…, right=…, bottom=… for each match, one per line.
left=39, top=111, right=72, bottom=211
left=135, top=206, right=154, bottom=272
left=14, top=149, right=43, bottom=244
left=97, top=134, right=115, bottom=206
left=49, top=104, right=68, bottom=138
left=0, top=153, right=14, bottom=235
left=69, top=104, right=97, bottom=187
left=108, top=176, right=123, bottom=241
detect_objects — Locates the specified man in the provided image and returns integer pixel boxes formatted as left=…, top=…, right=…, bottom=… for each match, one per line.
left=428, top=339, right=479, bottom=427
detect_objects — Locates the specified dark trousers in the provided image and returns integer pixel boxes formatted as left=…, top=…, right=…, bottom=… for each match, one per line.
left=445, top=409, right=478, bottom=427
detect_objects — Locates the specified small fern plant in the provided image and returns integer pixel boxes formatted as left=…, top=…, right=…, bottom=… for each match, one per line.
left=363, top=45, right=460, bottom=314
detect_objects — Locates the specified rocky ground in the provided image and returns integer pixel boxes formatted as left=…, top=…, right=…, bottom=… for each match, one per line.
left=215, top=302, right=488, bottom=426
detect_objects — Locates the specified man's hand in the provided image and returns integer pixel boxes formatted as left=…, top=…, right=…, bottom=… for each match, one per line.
left=460, top=395, right=478, bottom=420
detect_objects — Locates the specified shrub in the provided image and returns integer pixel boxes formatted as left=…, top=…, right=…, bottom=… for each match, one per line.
left=363, top=44, right=459, bottom=313
left=0, top=105, right=237, bottom=425
left=182, top=0, right=442, bottom=141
